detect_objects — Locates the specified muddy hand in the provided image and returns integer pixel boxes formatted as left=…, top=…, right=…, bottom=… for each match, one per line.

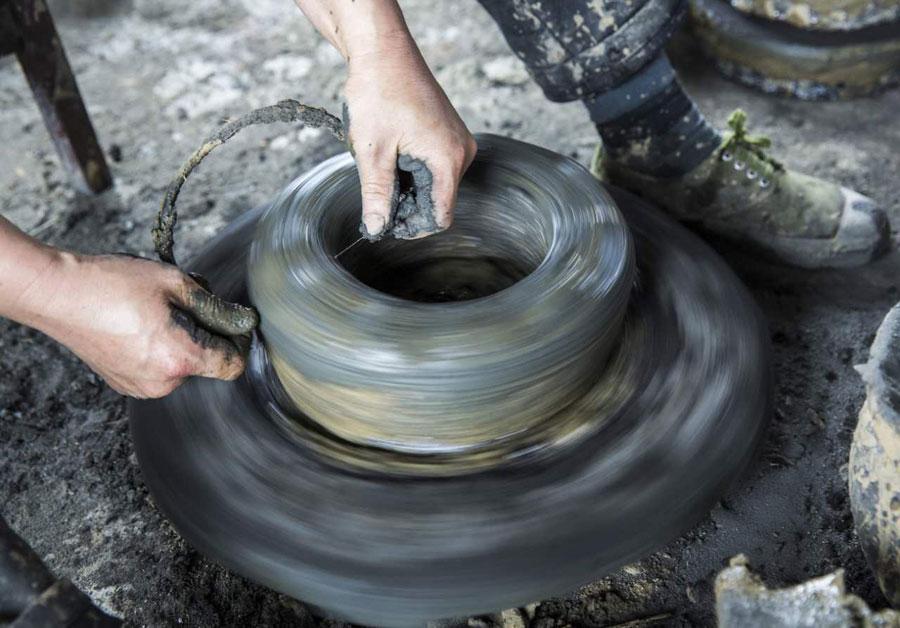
left=294, top=0, right=475, bottom=240
left=344, top=47, right=476, bottom=241
left=24, top=253, right=258, bottom=399
left=333, top=26, right=474, bottom=239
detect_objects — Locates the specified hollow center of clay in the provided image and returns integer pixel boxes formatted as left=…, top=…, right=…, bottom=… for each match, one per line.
left=335, top=238, right=539, bottom=303
left=329, top=194, right=551, bottom=303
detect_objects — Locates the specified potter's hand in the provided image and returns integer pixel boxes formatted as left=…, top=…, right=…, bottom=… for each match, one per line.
left=0, top=218, right=257, bottom=399
left=39, top=255, right=257, bottom=398
left=294, top=0, right=476, bottom=239
left=344, top=40, right=476, bottom=239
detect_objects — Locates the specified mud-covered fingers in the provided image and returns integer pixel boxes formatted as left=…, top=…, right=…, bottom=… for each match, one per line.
left=188, top=271, right=212, bottom=292
left=174, top=278, right=259, bottom=337
left=409, top=134, right=477, bottom=234
left=165, top=275, right=256, bottom=382
left=354, top=144, right=399, bottom=239
left=194, top=337, right=246, bottom=381
left=427, top=157, right=462, bottom=232
left=167, top=306, right=246, bottom=381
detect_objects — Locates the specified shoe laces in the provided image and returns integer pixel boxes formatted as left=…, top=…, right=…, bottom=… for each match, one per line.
left=718, top=109, right=784, bottom=189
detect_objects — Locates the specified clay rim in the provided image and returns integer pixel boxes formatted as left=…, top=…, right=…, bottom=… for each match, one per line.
left=246, top=134, right=636, bottom=456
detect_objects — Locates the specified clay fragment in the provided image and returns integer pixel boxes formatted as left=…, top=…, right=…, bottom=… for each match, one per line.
left=715, top=554, right=900, bottom=627
left=364, top=154, right=441, bottom=241
left=850, top=302, right=900, bottom=608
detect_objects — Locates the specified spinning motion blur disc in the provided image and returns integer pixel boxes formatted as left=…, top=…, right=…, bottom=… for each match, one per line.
left=130, top=135, right=770, bottom=627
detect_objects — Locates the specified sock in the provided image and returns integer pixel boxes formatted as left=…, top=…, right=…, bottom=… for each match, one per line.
left=584, top=54, right=720, bottom=178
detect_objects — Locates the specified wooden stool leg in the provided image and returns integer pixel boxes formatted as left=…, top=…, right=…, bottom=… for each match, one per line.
left=9, top=0, right=113, bottom=194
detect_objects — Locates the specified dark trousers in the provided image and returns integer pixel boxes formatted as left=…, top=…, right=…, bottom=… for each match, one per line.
left=475, top=0, right=686, bottom=101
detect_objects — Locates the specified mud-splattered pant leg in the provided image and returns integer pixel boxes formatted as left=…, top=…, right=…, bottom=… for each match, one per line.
left=585, top=54, right=721, bottom=176
left=474, top=0, right=688, bottom=102
left=474, top=0, right=721, bottom=176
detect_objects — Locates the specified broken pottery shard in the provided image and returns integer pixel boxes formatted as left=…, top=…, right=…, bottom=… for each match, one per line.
left=851, top=302, right=900, bottom=608
left=724, top=0, right=900, bottom=30
left=690, top=0, right=900, bottom=101
left=715, top=554, right=900, bottom=628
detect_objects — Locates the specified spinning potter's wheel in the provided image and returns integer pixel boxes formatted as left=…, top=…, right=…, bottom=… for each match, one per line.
left=131, top=134, right=770, bottom=626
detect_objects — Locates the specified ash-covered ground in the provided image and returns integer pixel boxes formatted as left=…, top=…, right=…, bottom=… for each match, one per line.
left=1, top=0, right=899, bottom=626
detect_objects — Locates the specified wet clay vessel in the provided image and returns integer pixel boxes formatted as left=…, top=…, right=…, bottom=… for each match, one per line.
left=249, top=136, right=634, bottom=460
left=130, top=135, right=771, bottom=626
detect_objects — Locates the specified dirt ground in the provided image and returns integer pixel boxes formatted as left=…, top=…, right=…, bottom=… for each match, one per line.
left=1, top=0, right=899, bottom=626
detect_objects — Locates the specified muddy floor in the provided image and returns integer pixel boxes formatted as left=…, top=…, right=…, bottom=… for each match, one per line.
left=1, top=0, right=899, bottom=626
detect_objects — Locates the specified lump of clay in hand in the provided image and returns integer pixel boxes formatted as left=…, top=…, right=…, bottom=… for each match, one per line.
left=360, top=154, right=441, bottom=241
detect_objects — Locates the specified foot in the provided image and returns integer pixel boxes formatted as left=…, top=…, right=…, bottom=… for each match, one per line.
left=592, top=110, right=891, bottom=268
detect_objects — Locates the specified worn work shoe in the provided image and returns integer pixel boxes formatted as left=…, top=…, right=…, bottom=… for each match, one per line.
left=688, top=0, right=900, bottom=100
left=592, top=110, right=891, bottom=268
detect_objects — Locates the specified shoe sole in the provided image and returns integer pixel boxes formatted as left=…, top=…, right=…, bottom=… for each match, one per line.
left=689, top=0, right=900, bottom=100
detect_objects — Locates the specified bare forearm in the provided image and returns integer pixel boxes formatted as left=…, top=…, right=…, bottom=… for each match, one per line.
left=0, top=216, right=67, bottom=330
left=293, top=0, right=413, bottom=61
